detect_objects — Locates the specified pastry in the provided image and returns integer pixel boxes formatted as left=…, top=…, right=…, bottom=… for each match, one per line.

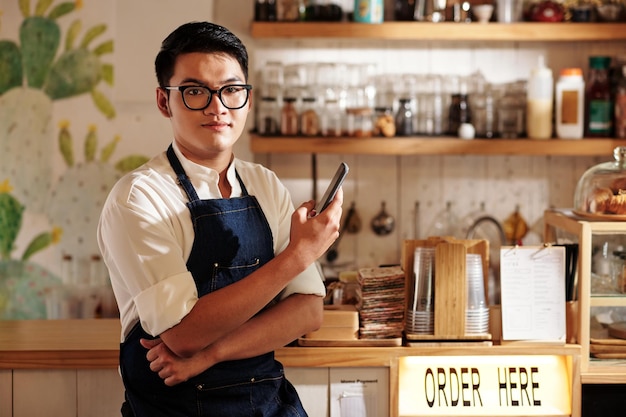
left=588, top=187, right=613, bottom=213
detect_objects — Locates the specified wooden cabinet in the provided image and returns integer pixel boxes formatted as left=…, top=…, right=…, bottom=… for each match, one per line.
left=544, top=208, right=626, bottom=384
left=251, top=135, right=626, bottom=156
left=250, top=22, right=626, bottom=42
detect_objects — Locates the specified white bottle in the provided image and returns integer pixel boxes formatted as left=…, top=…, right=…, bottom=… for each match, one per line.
left=555, top=68, right=585, bottom=139
left=526, top=55, right=554, bottom=139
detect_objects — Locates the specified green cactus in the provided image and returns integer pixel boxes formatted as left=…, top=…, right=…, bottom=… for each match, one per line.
left=2, top=1, right=115, bottom=118
left=0, top=181, right=25, bottom=261
left=0, top=179, right=60, bottom=262
left=99, top=135, right=120, bottom=163
left=19, top=16, right=60, bottom=88
left=84, top=124, right=97, bottom=162
left=43, top=48, right=101, bottom=99
left=47, top=2, right=76, bottom=20
left=58, top=119, right=74, bottom=166
left=21, top=228, right=61, bottom=261
left=0, top=41, right=23, bottom=95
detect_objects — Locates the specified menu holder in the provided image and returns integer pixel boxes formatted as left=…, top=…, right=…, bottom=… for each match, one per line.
left=500, top=244, right=566, bottom=343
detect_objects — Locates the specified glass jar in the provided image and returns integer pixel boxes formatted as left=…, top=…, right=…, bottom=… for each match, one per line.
left=320, top=98, right=343, bottom=137
left=346, top=107, right=373, bottom=137
left=373, top=106, right=396, bottom=137
left=257, top=96, right=280, bottom=136
left=574, top=146, right=626, bottom=217
left=496, top=88, right=524, bottom=138
left=280, top=97, right=299, bottom=136
left=300, top=96, right=320, bottom=136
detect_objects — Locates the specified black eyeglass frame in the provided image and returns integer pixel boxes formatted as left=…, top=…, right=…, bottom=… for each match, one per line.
left=163, top=84, right=253, bottom=110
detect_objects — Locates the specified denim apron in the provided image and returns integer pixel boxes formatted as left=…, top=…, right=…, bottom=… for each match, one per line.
left=119, top=145, right=307, bottom=417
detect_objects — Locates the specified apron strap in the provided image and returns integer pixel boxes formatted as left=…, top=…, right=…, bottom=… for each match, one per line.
left=166, top=144, right=200, bottom=202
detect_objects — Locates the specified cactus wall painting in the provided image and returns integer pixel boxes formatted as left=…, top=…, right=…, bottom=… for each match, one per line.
left=0, top=1, right=151, bottom=318
left=0, top=179, right=62, bottom=319
left=0, top=0, right=115, bottom=214
left=48, top=121, right=148, bottom=261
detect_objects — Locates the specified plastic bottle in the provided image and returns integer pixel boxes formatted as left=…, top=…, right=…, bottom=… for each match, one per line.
left=586, top=56, right=613, bottom=137
left=615, top=65, right=626, bottom=139
left=555, top=68, right=585, bottom=139
left=526, top=55, right=553, bottom=139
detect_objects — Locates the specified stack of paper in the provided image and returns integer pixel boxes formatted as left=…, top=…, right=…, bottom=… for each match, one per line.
left=357, top=266, right=405, bottom=339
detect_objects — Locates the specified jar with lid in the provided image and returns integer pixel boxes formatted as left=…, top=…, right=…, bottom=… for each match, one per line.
left=300, top=96, right=320, bottom=136
left=574, top=146, right=626, bottom=217
left=471, top=86, right=496, bottom=138
left=277, top=0, right=304, bottom=21
left=346, top=107, right=373, bottom=137
left=615, top=65, right=626, bottom=139
left=395, top=98, right=414, bottom=136
left=555, top=68, right=585, bottom=139
left=320, top=98, right=343, bottom=137
left=373, top=107, right=396, bottom=137
left=280, top=97, right=299, bottom=136
left=585, top=56, right=613, bottom=137
left=256, top=96, right=280, bottom=136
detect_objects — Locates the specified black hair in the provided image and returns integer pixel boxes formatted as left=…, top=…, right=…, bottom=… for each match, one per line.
left=155, top=21, right=249, bottom=88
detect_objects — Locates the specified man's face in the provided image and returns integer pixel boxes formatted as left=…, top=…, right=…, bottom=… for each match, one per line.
left=156, top=52, right=251, bottom=165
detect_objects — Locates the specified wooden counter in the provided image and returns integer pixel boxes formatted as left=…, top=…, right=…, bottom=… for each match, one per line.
left=0, top=319, right=581, bottom=369
left=0, top=319, right=583, bottom=417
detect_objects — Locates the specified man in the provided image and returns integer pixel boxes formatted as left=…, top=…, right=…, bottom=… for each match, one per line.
left=97, top=21, right=342, bottom=416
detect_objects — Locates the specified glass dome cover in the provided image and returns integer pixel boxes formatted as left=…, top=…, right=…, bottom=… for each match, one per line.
left=574, top=146, right=626, bottom=218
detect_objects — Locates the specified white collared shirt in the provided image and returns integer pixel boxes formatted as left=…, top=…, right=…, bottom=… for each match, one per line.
left=97, top=142, right=325, bottom=341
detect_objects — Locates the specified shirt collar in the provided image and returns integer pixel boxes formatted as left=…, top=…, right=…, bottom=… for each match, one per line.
left=170, top=142, right=241, bottom=198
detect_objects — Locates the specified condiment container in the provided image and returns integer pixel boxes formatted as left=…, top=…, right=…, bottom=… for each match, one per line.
left=280, top=97, right=299, bottom=135
left=615, top=65, right=626, bottom=139
left=585, top=56, right=613, bottom=137
left=555, top=68, right=585, bottom=139
left=346, top=107, right=373, bottom=137
left=395, top=98, right=414, bottom=136
left=526, top=55, right=553, bottom=139
left=574, top=146, right=626, bottom=217
left=353, top=0, right=384, bottom=23
left=300, top=96, right=320, bottom=136
left=257, top=96, right=280, bottom=135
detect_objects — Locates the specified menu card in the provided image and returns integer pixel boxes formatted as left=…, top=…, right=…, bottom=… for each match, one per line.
left=500, top=245, right=566, bottom=341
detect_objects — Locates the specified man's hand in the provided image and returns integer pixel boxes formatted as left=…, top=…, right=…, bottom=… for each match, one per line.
left=289, top=187, right=343, bottom=266
left=140, top=338, right=213, bottom=386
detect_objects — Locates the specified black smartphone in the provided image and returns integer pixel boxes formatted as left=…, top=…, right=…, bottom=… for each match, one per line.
left=314, top=162, right=349, bottom=214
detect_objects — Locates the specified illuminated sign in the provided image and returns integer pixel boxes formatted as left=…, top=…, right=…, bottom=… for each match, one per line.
left=399, top=355, right=572, bottom=416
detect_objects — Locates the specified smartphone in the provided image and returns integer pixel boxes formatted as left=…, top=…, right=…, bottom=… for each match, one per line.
left=314, top=162, right=349, bottom=214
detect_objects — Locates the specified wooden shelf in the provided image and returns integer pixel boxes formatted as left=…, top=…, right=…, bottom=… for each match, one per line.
left=250, top=135, right=626, bottom=156
left=250, top=22, right=626, bottom=42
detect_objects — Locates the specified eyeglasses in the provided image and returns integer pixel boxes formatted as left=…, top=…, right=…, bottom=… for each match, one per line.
left=164, top=84, right=252, bottom=110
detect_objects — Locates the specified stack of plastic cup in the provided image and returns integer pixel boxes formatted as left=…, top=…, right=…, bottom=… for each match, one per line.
left=405, top=247, right=435, bottom=335
left=465, top=253, right=489, bottom=334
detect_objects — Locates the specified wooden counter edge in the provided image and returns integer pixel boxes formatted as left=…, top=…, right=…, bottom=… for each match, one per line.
left=0, top=319, right=582, bottom=370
